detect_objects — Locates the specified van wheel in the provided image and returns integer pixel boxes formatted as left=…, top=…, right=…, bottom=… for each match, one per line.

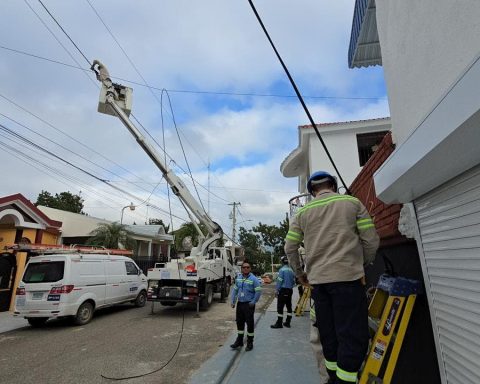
left=27, top=317, right=48, bottom=327
left=200, top=284, right=213, bottom=309
left=74, top=302, right=94, bottom=325
left=134, top=290, right=147, bottom=307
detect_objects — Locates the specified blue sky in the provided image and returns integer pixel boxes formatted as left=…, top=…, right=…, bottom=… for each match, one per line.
left=0, top=0, right=389, bottom=236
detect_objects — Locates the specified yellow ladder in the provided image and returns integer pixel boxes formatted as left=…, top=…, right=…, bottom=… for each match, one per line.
left=359, top=275, right=421, bottom=384
left=294, top=285, right=311, bottom=316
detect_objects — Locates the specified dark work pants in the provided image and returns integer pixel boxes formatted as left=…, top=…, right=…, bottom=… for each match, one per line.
left=312, top=280, right=369, bottom=381
left=236, top=302, right=255, bottom=337
left=277, top=287, right=293, bottom=314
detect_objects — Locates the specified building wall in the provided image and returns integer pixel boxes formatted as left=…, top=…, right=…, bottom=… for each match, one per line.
left=350, top=132, right=405, bottom=244
left=42, top=232, right=59, bottom=245
left=376, top=0, right=480, bottom=145
left=309, top=130, right=362, bottom=189
left=0, top=227, right=16, bottom=250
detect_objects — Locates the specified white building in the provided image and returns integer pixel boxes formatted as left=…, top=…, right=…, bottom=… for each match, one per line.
left=349, top=0, right=480, bottom=382
left=281, top=118, right=390, bottom=194
left=38, top=206, right=173, bottom=258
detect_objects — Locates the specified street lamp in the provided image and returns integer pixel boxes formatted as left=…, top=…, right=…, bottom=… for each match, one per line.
left=120, top=202, right=136, bottom=224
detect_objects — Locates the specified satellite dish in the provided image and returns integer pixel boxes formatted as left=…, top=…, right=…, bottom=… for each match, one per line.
left=182, top=236, right=193, bottom=250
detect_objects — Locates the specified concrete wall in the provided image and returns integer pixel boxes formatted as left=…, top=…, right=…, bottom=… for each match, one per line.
left=376, top=0, right=480, bottom=145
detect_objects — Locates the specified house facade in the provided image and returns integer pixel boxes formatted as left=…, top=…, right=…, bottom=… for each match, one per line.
left=281, top=117, right=391, bottom=194
left=0, top=194, right=62, bottom=312
left=349, top=0, right=480, bottom=382
left=38, top=206, right=173, bottom=259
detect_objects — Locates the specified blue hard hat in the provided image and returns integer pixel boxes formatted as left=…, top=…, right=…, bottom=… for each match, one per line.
left=307, top=171, right=337, bottom=195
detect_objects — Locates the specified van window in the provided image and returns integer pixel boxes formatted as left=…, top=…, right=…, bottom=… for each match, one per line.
left=125, top=261, right=138, bottom=275
left=23, top=261, right=65, bottom=283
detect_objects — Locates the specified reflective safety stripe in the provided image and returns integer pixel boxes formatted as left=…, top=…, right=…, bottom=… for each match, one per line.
left=286, top=230, right=303, bottom=242
left=324, top=359, right=337, bottom=371
left=237, top=330, right=244, bottom=335
left=233, top=285, right=239, bottom=290
left=247, top=332, right=254, bottom=337
left=254, top=287, right=261, bottom=291
left=310, top=307, right=316, bottom=320
left=297, top=195, right=359, bottom=217
left=277, top=313, right=285, bottom=318
left=336, top=367, right=357, bottom=382
left=278, top=277, right=284, bottom=281
left=357, top=218, right=375, bottom=231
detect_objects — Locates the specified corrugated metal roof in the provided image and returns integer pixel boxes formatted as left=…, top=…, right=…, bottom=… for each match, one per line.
left=348, top=0, right=382, bottom=68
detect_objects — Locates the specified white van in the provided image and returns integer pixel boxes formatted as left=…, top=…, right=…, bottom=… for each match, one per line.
left=14, top=253, right=148, bottom=327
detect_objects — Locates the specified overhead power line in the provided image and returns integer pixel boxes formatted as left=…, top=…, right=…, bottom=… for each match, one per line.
left=0, top=45, right=387, bottom=101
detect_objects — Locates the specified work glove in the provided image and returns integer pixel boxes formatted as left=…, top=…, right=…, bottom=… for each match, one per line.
left=248, top=302, right=255, bottom=308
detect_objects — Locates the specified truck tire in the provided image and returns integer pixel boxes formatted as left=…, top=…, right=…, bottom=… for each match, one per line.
left=74, top=301, right=94, bottom=325
left=27, top=317, right=48, bottom=327
left=200, top=284, right=213, bottom=309
left=134, top=290, right=147, bottom=307
left=220, top=279, right=231, bottom=300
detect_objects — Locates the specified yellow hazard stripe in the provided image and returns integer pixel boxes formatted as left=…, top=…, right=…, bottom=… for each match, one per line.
left=286, top=230, right=303, bottom=242
left=337, top=367, right=357, bottom=382
left=297, top=195, right=359, bottom=216
left=325, top=359, right=337, bottom=371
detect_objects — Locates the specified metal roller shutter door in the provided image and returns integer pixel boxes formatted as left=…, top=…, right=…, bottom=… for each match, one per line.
left=415, top=164, right=480, bottom=384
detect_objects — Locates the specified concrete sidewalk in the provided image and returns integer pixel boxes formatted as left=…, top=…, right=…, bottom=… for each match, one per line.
left=0, top=311, right=28, bottom=334
left=190, top=290, right=322, bottom=384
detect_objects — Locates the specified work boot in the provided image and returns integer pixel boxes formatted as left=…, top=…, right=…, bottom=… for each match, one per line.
left=283, top=315, right=292, bottom=328
left=230, top=335, right=244, bottom=349
left=245, top=336, right=254, bottom=351
left=270, top=318, right=283, bottom=329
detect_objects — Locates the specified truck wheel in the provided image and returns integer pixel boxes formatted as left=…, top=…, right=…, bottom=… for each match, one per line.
left=27, top=317, right=48, bottom=327
left=74, top=301, right=94, bottom=325
left=134, top=290, right=147, bottom=307
left=200, top=284, right=213, bottom=309
left=220, top=279, right=231, bottom=300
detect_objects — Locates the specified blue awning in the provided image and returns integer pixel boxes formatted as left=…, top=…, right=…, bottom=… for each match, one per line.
left=348, top=0, right=382, bottom=68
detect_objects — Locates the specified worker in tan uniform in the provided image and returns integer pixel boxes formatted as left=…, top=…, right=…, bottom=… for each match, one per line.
left=285, top=171, right=379, bottom=384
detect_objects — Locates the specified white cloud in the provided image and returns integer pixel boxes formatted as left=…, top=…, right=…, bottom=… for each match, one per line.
left=0, top=0, right=388, bottom=234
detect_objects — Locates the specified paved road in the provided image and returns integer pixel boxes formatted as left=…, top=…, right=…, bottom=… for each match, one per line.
left=0, top=285, right=275, bottom=384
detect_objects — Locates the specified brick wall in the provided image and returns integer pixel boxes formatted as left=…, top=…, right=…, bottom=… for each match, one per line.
left=349, top=132, right=407, bottom=245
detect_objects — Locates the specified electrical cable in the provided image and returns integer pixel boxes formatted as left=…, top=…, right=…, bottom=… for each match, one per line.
left=0, top=45, right=387, bottom=101
left=24, top=0, right=96, bottom=88
left=37, top=0, right=91, bottom=66
left=247, top=0, right=351, bottom=195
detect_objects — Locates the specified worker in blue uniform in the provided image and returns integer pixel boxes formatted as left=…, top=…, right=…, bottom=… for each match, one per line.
left=230, top=261, right=262, bottom=351
left=271, top=256, right=296, bottom=328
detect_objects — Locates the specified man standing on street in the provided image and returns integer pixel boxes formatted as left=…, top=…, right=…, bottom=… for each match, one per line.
left=271, top=256, right=295, bottom=329
left=285, top=171, right=379, bottom=384
left=230, top=261, right=262, bottom=351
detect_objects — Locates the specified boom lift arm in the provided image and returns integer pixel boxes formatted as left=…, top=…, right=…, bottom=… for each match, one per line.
left=91, top=60, right=223, bottom=256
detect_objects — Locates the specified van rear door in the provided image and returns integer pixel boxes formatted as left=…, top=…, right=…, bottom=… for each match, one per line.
left=18, top=259, right=65, bottom=311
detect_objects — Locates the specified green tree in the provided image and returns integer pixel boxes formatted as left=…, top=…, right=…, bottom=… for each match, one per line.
left=87, top=222, right=136, bottom=250
left=252, top=218, right=289, bottom=257
left=35, top=190, right=85, bottom=214
left=237, top=218, right=289, bottom=275
left=148, top=218, right=170, bottom=232
left=172, top=222, right=208, bottom=250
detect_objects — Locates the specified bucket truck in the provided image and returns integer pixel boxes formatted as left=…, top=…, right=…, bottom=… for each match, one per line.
left=92, top=60, right=240, bottom=311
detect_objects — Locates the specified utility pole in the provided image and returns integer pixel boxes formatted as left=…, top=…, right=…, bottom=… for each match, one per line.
left=228, top=202, right=241, bottom=243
